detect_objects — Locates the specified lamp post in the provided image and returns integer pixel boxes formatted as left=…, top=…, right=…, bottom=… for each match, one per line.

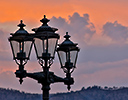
left=8, top=20, right=34, bottom=84
left=57, top=32, right=80, bottom=90
left=8, top=15, right=80, bottom=100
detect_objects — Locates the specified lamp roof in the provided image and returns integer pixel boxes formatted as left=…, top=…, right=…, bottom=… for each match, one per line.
left=32, top=15, right=58, bottom=33
left=15, top=20, right=28, bottom=35
left=8, top=20, right=33, bottom=42
left=57, top=32, right=80, bottom=51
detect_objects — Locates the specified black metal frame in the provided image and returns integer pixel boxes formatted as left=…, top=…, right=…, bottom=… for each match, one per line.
left=8, top=15, right=79, bottom=100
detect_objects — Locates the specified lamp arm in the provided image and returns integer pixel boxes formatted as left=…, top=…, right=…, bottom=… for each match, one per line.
left=26, top=72, right=45, bottom=83
left=15, top=70, right=74, bottom=91
left=25, top=71, right=74, bottom=88
left=25, top=71, right=66, bottom=84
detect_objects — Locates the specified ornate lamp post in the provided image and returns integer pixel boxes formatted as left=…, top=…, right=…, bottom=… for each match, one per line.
left=8, top=20, right=34, bottom=84
left=57, top=32, right=80, bottom=90
left=8, top=15, right=80, bottom=100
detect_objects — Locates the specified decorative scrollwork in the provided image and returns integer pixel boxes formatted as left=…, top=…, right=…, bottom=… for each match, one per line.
left=48, top=58, right=53, bottom=67
left=38, top=58, right=45, bottom=67
left=38, top=58, right=54, bottom=68
left=62, top=67, right=75, bottom=74
left=15, top=59, right=28, bottom=65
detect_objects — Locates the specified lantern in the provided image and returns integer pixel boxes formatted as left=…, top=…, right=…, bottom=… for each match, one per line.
left=8, top=20, right=34, bottom=65
left=32, top=15, right=60, bottom=67
left=57, top=32, right=80, bottom=73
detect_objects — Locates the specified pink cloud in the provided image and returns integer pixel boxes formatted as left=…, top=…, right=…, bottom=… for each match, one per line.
left=1, top=12, right=128, bottom=94
left=73, top=59, right=128, bottom=90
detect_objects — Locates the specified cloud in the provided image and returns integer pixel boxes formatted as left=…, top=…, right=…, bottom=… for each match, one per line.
left=84, top=21, right=128, bottom=46
left=50, top=12, right=128, bottom=47
left=68, top=12, right=96, bottom=36
left=0, top=71, right=41, bottom=93
left=50, top=12, right=96, bottom=46
left=79, top=44, right=128, bottom=63
left=102, top=21, right=128, bottom=43
left=0, top=71, right=16, bottom=86
left=1, top=12, right=128, bottom=93
left=72, top=59, right=128, bottom=90
left=49, top=12, right=128, bottom=63
left=75, top=59, right=128, bottom=75
left=0, top=29, right=12, bottom=61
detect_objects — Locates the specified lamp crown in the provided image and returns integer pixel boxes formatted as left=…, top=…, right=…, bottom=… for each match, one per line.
left=32, top=15, right=58, bottom=32
left=40, top=15, right=50, bottom=26
left=64, top=32, right=71, bottom=40
left=61, top=32, right=76, bottom=46
left=14, top=20, right=28, bottom=35
left=17, top=20, right=26, bottom=30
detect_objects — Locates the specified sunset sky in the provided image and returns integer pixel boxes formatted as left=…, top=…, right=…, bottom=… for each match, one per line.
left=0, top=0, right=128, bottom=94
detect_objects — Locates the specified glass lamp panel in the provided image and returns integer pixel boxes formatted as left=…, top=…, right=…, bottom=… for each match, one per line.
left=42, top=39, right=47, bottom=53
left=24, top=41, right=33, bottom=58
left=34, top=38, right=44, bottom=58
left=70, top=51, right=78, bottom=66
left=58, top=51, right=66, bottom=67
left=48, top=38, right=58, bottom=57
left=10, top=41, right=19, bottom=58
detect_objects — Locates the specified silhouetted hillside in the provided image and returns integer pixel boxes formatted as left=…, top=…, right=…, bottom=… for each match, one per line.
left=0, top=88, right=41, bottom=100
left=50, top=86, right=128, bottom=100
left=0, top=86, right=128, bottom=100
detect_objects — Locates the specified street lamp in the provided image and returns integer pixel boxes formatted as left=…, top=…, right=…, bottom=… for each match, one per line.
left=57, top=32, right=80, bottom=90
left=8, top=15, right=80, bottom=100
left=32, top=15, right=60, bottom=68
left=8, top=20, right=34, bottom=84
